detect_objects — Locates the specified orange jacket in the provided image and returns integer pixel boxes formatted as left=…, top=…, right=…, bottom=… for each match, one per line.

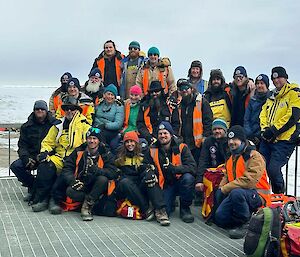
left=150, top=143, right=185, bottom=189
left=224, top=150, right=270, bottom=205
left=142, top=68, right=167, bottom=94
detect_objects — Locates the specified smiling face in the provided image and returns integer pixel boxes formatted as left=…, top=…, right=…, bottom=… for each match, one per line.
left=213, top=127, right=226, bottom=139
left=158, top=129, right=172, bottom=145
left=104, top=42, right=116, bottom=57
left=148, top=53, right=159, bottom=65
left=130, top=93, right=141, bottom=104
left=234, top=75, right=247, bottom=87
left=228, top=137, right=242, bottom=151
left=190, top=67, right=201, bottom=79
left=67, top=85, right=79, bottom=97
left=129, top=47, right=139, bottom=59
left=103, top=91, right=115, bottom=104
left=87, top=135, right=100, bottom=150
left=272, top=77, right=287, bottom=91
left=256, top=81, right=268, bottom=93
left=124, top=139, right=136, bottom=152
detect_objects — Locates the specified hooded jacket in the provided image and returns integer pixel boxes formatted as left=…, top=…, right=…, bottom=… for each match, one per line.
left=260, top=82, right=300, bottom=142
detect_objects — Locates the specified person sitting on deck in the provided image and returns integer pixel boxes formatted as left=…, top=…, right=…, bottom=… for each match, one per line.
left=49, top=127, right=118, bottom=221
left=141, top=121, right=196, bottom=225
left=10, top=100, right=58, bottom=202
left=214, top=125, right=270, bottom=239
left=31, top=97, right=90, bottom=212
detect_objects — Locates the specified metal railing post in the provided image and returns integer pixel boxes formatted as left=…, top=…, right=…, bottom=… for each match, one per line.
left=295, top=147, right=298, bottom=197
left=285, top=161, right=289, bottom=195
left=8, top=128, right=11, bottom=176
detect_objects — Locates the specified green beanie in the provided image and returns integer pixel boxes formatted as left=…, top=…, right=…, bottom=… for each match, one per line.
left=104, top=84, right=118, bottom=97
left=129, top=41, right=140, bottom=49
left=148, top=46, right=160, bottom=57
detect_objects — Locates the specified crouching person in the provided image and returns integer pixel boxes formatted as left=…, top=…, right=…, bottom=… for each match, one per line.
left=31, top=97, right=91, bottom=212
left=49, top=127, right=118, bottom=221
left=214, top=125, right=270, bottom=239
left=115, top=131, right=152, bottom=218
left=142, top=121, right=196, bottom=225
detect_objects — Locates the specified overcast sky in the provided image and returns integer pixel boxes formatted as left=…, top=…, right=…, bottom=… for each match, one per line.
left=1, top=0, right=299, bottom=87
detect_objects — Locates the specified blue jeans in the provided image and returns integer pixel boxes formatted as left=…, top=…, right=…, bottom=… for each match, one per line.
left=214, top=188, right=262, bottom=228
left=163, top=173, right=195, bottom=215
left=259, top=141, right=295, bottom=193
left=10, top=159, right=35, bottom=188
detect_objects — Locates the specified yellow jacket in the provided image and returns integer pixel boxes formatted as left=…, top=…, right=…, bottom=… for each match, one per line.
left=41, top=111, right=91, bottom=171
left=260, top=83, right=300, bottom=142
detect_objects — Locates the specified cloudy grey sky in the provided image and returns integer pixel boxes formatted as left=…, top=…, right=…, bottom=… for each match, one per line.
left=1, top=0, right=299, bottom=87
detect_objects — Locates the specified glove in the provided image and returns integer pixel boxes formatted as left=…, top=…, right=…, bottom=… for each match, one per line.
left=144, top=173, right=158, bottom=188
left=163, top=157, right=170, bottom=170
left=150, top=137, right=157, bottom=145
left=249, top=136, right=260, bottom=146
left=166, top=163, right=179, bottom=175
left=36, top=152, right=48, bottom=163
left=167, top=96, right=178, bottom=109
left=71, top=180, right=85, bottom=191
left=262, top=127, right=277, bottom=142
left=26, top=158, right=36, bottom=170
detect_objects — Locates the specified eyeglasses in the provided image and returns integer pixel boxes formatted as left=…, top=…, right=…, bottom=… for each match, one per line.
left=234, top=75, right=244, bottom=80
left=129, top=47, right=139, bottom=51
left=148, top=53, right=158, bottom=57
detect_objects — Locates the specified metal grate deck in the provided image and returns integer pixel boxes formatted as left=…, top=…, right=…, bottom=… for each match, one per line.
left=0, top=178, right=244, bottom=257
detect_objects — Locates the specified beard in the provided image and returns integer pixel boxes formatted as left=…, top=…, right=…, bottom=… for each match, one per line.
left=86, top=81, right=101, bottom=93
left=149, top=96, right=161, bottom=110
left=181, top=94, right=193, bottom=105
left=211, top=83, right=222, bottom=93
left=61, top=82, right=68, bottom=92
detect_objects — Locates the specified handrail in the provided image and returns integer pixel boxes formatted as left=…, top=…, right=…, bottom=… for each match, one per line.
left=0, top=124, right=299, bottom=196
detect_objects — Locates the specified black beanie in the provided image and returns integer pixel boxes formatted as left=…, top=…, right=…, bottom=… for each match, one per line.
left=271, top=66, right=288, bottom=80
left=227, top=125, right=247, bottom=142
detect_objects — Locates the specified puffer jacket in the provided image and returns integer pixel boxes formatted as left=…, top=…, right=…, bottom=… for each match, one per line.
left=41, top=111, right=91, bottom=171
left=18, top=112, right=58, bottom=166
left=93, top=99, right=124, bottom=131
left=244, top=91, right=270, bottom=138
left=260, top=83, right=300, bottom=142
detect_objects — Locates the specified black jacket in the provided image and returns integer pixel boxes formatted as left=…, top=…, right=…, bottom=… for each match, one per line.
left=142, top=138, right=196, bottom=187
left=137, top=93, right=180, bottom=143
left=180, top=93, right=213, bottom=150
left=17, top=112, right=58, bottom=166
left=196, top=136, right=230, bottom=183
left=61, top=142, right=118, bottom=185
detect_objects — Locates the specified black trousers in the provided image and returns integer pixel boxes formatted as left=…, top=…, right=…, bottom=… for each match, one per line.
left=33, top=161, right=57, bottom=203
left=116, top=177, right=149, bottom=213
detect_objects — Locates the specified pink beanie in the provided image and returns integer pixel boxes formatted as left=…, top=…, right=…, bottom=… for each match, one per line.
left=130, top=85, right=142, bottom=96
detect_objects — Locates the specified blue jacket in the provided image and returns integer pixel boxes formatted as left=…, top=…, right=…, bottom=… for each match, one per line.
left=119, top=55, right=145, bottom=98
left=94, top=100, right=124, bottom=131
left=244, top=91, right=270, bottom=138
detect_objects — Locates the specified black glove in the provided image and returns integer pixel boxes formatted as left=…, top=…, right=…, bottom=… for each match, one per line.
left=71, top=180, right=85, bottom=191
left=36, top=152, right=48, bottom=163
left=248, top=136, right=260, bottom=146
left=26, top=158, right=37, bottom=170
left=166, top=163, right=179, bottom=175
left=262, top=127, right=277, bottom=142
left=144, top=173, right=158, bottom=187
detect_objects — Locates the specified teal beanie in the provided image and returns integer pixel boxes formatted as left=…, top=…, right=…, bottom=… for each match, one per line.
left=148, top=46, right=160, bottom=57
left=104, top=84, right=118, bottom=97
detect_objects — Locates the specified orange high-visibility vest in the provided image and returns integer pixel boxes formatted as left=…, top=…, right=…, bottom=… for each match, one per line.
left=193, top=101, right=204, bottom=148
left=225, top=153, right=270, bottom=205
left=123, top=100, right=131, bottom=131
left=97, top=57, right=123, bottom=86
left=143, top=107, right=153, bottom=135
left=150, top=143, right=185, bottom=189
left=142, top=68, right=168, bottom=95
left=74, top=151, right=116, bottom=196
left=53, top=95, right=62, bottom=112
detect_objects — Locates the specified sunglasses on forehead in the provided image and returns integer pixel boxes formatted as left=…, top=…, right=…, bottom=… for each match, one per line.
left=86, top=127, right=101, bottom=137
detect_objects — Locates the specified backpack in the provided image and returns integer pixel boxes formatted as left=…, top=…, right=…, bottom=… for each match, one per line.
left=281, top=200, right=300, bottom=257
left=243, top=206, right=282, bottom=257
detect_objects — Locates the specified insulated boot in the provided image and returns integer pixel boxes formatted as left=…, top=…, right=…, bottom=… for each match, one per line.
left=228, top=223, right=249, bottom=239
left=48, top=198, right=62, bottom=215
left=23, top=187, right=33, bottom=202
left=145, top=206, right=155, bottom=221
left=81, top=197, right=95, bottom=221
left=180, top=206, right=194, bottom=223
left=155, top=208, right=170, bottom=226
left=31, top=199, right=48, bottom=212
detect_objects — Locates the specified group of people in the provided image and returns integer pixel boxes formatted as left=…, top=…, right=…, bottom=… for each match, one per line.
left=10, top=39, right=300, bottom=239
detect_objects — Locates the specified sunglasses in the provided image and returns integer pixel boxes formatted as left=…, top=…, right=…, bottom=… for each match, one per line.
left=64, top=106, right=77, bottom=111
left=148, top=53, right=158, bottom=57
left=34, top=108, right=46, bottom=111
left=129, top=47, right=139, bottom=51
left=150, top=89, right=161, bottom=94
left=87, top=127, right=101, bottom=137
left=234, top=75, right=244, bottom=80
left=179, top=86, right=190, bottom=91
